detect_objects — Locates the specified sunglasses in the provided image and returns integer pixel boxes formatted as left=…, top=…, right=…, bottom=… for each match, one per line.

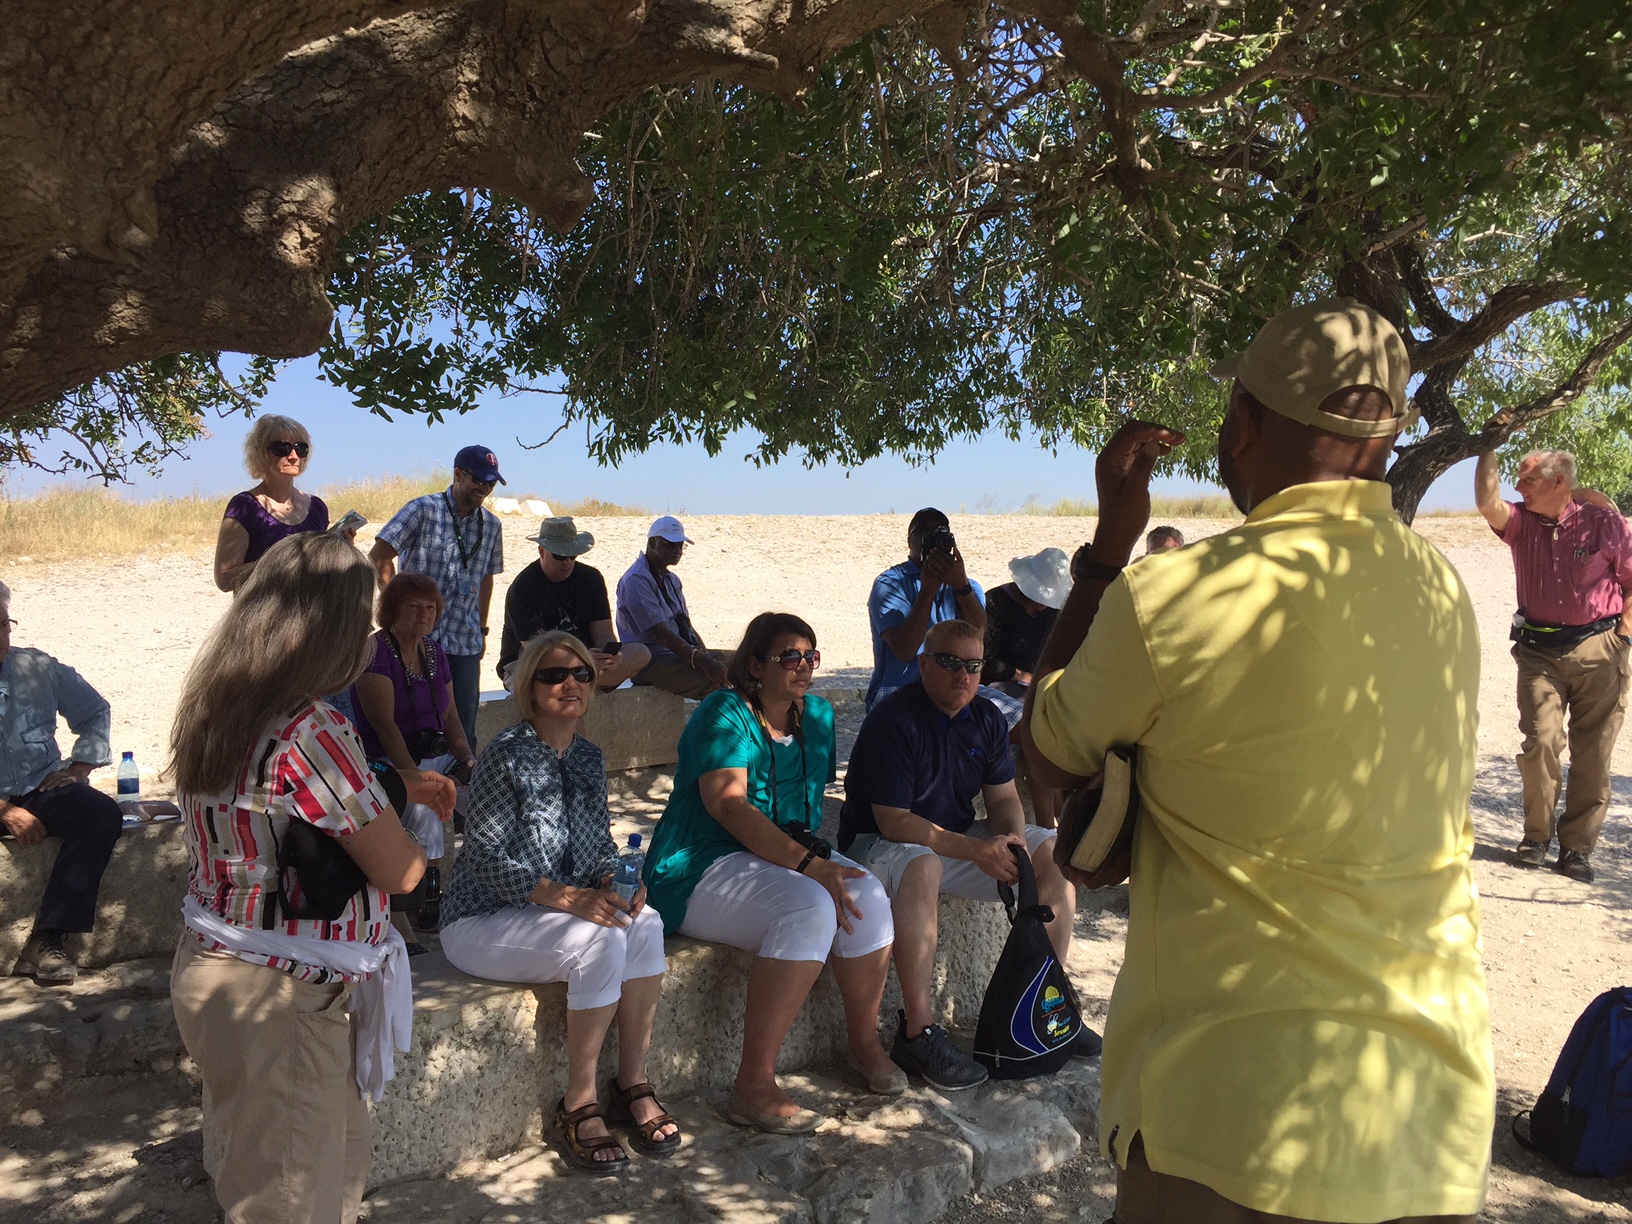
left=760, top=648, right=820, bottom=671
left=548, top=552, right=577, bottom=562
left=533, top=665, right=594, bottom=686
left=267, top=440, right=310, bottom=459
left=930, top=652, right=983, bottom=675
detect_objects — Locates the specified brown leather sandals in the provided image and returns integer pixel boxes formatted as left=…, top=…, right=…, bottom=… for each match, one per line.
left=554, top=1099, right=629, bottom=1175
left=605, top=1078, right=684, bottom=1158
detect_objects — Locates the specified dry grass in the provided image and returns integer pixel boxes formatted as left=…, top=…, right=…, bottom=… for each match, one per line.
left=0, top=472, right=451, bottom=563
left=556, top=497, right=650, bottom=517
left=1016, top=493, right=1241, bottom=519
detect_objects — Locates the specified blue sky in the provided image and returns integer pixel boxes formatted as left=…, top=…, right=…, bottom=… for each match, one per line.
left=10, top=355, right=1480, bottom=513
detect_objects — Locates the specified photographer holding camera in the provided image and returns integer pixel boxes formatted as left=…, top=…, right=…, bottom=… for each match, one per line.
left=350, top=572, right=475, bottom=950
left=865, top=509, right=988, bottom=710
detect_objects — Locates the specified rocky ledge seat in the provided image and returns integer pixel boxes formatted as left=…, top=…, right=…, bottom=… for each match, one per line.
left=201, top=893, right=1012, bottom=1189
left=0, top=818, right=188, bottom=972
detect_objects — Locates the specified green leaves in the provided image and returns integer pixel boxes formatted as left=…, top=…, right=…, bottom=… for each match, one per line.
left=18, top=0, right=1632, bottom=503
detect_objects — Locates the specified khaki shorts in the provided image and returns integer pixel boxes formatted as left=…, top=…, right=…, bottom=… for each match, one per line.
left=846, top=821, right=1056, bottom=899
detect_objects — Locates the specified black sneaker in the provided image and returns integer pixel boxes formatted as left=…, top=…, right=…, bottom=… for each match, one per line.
left=890, top=1010, right=988, bottom=1091
left=1070, top=1025, right=1103, bottom=1059
left=1513, top=839, right=1548, bottom=867
left=1556, top=849, right=1595, bottom=884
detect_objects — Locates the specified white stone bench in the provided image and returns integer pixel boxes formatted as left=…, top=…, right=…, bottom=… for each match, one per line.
left=475, top=684, right=692, bottom=770
left=0, top=819, right=188, bottom=972
left=204, top=894, right=1012, bottom=1189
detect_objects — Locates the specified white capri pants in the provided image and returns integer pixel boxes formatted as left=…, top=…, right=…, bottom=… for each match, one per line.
left=441, top=904, right=667, bottom=1011
left=393, top=752, right=473, bottom=860
left=846, top=822, right=1057, bottom=900
left=678, top=851, right=894, bottom=963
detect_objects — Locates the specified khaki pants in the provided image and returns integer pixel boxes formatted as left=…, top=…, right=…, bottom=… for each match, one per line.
left=633, top=649, right=733, bottom=699
left=1113, top=1135, right=1476, bottom=1224
left=170, top=935, right=371, bottom=1223
left=1514, top=629, right=1631, bottom=854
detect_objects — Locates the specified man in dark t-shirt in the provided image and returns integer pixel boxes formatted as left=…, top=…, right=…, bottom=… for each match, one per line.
left=839, top=619, right=1095, bottom=1090
left=497, top=517, right=651, bottom=690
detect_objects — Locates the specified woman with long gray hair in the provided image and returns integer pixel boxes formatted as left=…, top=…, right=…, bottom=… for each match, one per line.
left=169, top=532, right=452, bottom=1222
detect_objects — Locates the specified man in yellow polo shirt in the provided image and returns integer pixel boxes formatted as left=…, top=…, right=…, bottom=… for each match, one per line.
left=1021, top=299, right=1494, bottom=1223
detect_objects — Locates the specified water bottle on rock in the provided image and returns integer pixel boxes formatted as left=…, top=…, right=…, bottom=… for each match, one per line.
left=612, top=833, right=644, bottom=905
left=117, top=752, right=140, bottom=804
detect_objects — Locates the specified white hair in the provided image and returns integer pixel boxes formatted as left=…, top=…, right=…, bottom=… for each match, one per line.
left=0, top=579, right=10, bottom=609
left=1522, top=449, right=1577, bottom=488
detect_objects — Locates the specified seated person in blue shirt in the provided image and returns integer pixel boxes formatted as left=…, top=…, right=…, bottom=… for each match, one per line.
left=840, top=620, right=1098, bottom=1090
left=0, top=581, right=121, bottom=984
left=865, top=509, right=987, bottom=710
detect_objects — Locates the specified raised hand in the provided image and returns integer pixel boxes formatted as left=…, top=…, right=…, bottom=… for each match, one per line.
left=1091, top=420, right=1186, bottom=566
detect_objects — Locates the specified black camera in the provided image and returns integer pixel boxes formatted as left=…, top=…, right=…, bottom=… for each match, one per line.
left=921, top=523, right=957, bottom=557
left=405, top=729, right=449, bottom=760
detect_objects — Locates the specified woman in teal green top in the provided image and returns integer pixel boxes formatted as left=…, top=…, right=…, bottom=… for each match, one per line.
left=643, top=612, right=902, bottom=1133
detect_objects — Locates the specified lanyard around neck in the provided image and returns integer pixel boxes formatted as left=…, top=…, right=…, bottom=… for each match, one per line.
left=442, top=492, right=483, bottom=568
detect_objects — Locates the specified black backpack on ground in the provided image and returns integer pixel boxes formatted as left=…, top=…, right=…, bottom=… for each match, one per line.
left=973, top=844, right=1085, bottom=1079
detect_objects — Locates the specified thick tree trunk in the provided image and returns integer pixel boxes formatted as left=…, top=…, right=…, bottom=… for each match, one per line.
left=0, top=0, right=935, bottom=414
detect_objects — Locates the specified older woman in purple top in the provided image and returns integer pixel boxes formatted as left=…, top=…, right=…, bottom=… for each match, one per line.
left=213, top=415, right=331, bottom=593
left=351, top=572, right=476, bottom=950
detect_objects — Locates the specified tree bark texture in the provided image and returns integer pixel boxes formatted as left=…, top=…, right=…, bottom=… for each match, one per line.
left=0, top=0, right=937, bottom=414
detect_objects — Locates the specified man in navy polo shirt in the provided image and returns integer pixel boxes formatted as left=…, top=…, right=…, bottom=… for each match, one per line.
left=840, top=619, right=1094, bottom=1091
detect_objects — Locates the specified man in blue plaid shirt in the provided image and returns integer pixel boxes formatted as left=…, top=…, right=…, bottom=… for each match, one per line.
left=370, top=445, right=506, bottom=741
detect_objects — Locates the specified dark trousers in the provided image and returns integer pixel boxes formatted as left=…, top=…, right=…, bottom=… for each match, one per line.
left=1112, top=1135, right=1476, bottom=1224
left=8, top=781, right=122, bottom=933
left=445, top=652, right=482, bottom=750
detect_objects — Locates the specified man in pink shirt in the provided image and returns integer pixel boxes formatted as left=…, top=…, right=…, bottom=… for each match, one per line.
left=1476, top=447, right=1632, bottom=883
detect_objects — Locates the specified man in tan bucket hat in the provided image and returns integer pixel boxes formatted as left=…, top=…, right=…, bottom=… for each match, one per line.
left=1021, top=298, right=1494, bottom=1223
left=496, top=516, right=651, bottom=691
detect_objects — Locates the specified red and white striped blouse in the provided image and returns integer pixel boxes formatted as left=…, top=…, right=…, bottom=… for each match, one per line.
left=181, top=701, right=392, bottom=983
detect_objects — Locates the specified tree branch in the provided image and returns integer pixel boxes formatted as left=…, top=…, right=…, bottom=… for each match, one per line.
left=0, top=0, right=940, bottom=417
left=1409, top=279, right=1578, bottom=371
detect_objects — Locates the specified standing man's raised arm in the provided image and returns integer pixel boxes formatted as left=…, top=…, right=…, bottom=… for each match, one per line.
left=368, top=538, right=399, bottom=590
left=1475, top=450, right=1512, bottom=533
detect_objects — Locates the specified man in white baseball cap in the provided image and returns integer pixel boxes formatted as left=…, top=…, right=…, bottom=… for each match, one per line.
left=615, top=516, right=731, bottom=698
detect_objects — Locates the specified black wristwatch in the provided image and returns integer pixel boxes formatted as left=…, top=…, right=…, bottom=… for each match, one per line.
left=794, top=848, right=819, bottom=875
left=1070, top=544, right=1124, bottom=584
left=953, top=582, right=974, bottom=596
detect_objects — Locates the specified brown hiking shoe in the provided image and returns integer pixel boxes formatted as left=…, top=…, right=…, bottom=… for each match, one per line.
left=1555, top=849, right=1595, bottom=884
left=14, top=931, right=77, bottom=984
left=1513, top=839, right=1548, bottom=868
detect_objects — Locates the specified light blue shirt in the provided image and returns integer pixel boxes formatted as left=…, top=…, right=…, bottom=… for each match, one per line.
left=0, top=647, right=112, bottom=796
left=865, top=561, right=986, bottom=708
left=376, top=488, right=504, bottom=657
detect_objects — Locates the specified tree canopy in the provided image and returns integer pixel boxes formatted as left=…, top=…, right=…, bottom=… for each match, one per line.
left=6, top=0, right=1632, bottom=517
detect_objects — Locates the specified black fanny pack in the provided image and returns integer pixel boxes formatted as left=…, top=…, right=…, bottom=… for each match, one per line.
left=1511, top=614, right=1619, bottom=654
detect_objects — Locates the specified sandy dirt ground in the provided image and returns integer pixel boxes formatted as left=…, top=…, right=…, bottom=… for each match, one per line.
left=4, top=508, right=1630, bottom=1220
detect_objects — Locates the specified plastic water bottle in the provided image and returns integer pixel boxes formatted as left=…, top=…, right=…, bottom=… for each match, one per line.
left=116, top=752, right=140, bottom=804
left=612, top=833, right=644, bottom=905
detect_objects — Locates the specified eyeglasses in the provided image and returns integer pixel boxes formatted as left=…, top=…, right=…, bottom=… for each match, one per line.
left=0, top=618, right=14, bottom=631
left=266, top=440, right=310, bottom=459
left=548, top=552, right=576, bottom=562
left=760, top=648, right=820, bottom=671
left=533, top=665, right=594, bottom=686
left=930, top=652, right=983, bottom=675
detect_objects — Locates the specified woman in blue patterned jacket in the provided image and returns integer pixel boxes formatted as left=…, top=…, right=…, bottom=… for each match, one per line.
left=439, top=630, right=680, bottom=1174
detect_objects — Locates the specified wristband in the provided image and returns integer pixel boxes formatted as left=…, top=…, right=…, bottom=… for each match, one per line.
left=795, top=848, right=818, bottom=875
left=1070, top=544, right=1124, bottom=584
left=954, top=582, right=973, bottom=596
